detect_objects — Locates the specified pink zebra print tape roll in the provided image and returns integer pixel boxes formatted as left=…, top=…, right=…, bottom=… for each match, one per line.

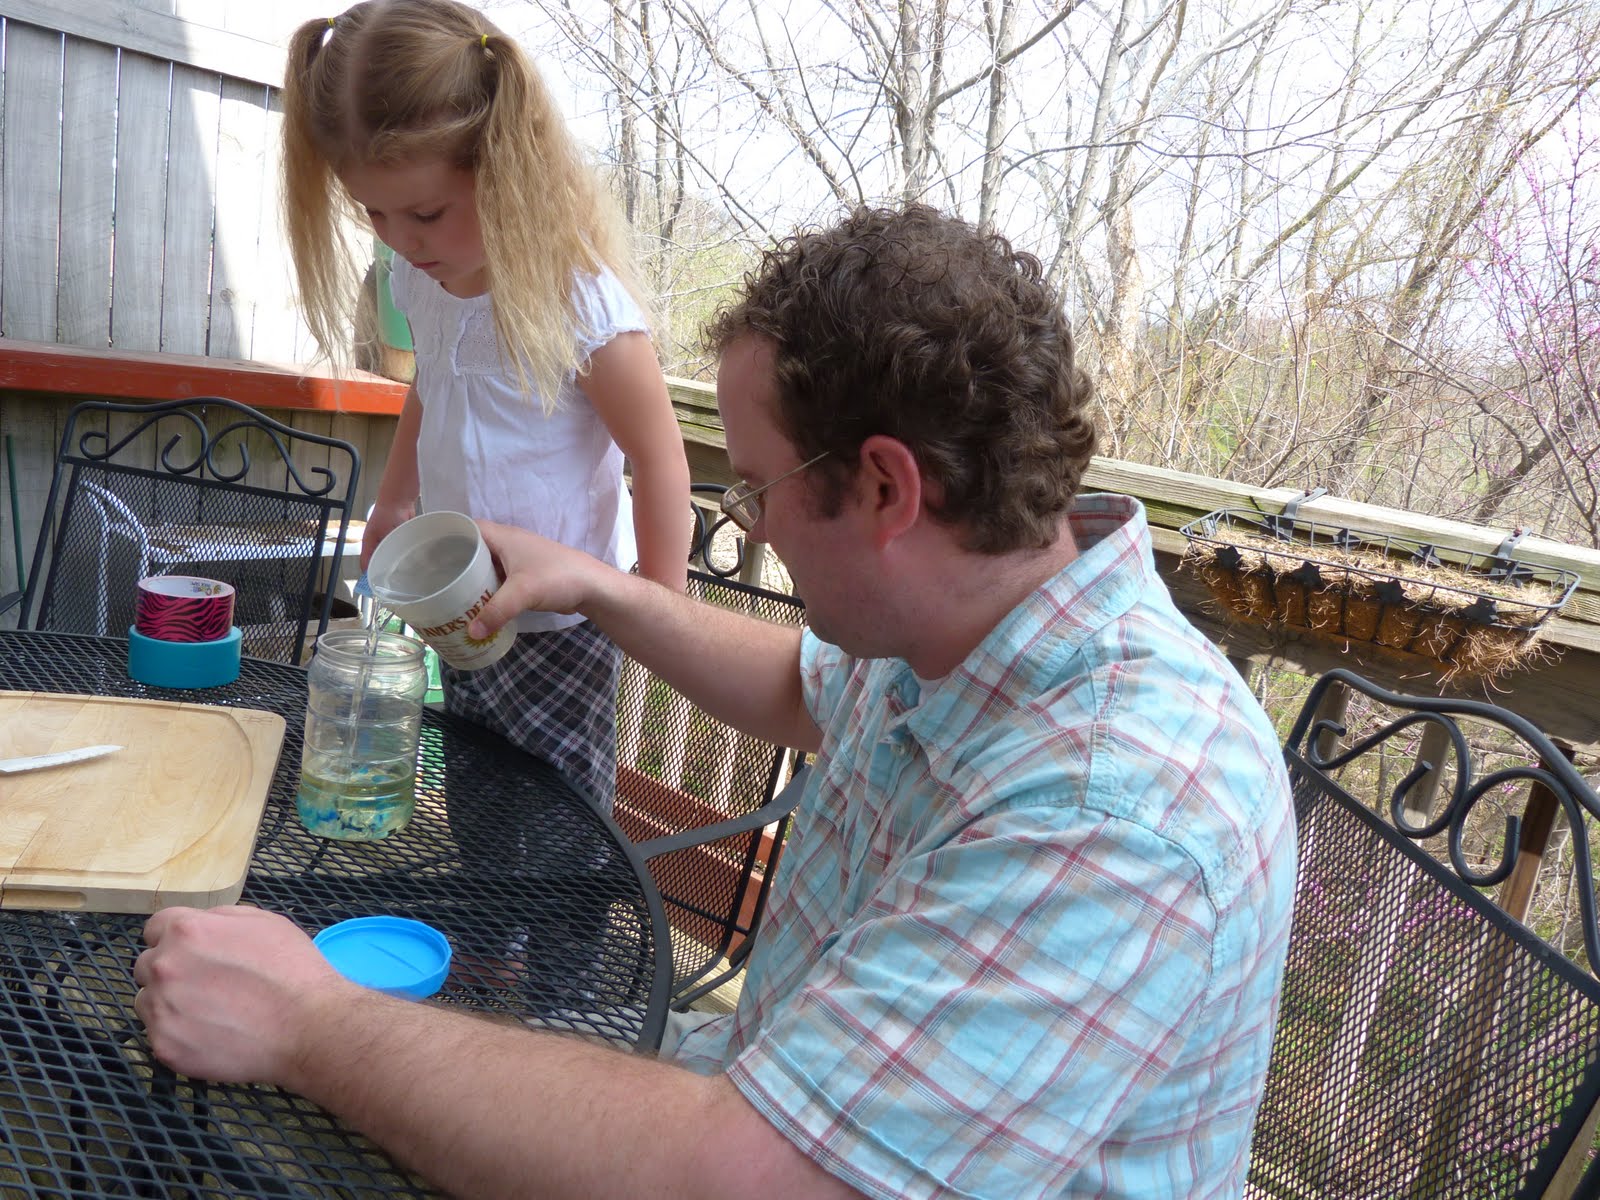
left=134, top=576, right=236, bottom=643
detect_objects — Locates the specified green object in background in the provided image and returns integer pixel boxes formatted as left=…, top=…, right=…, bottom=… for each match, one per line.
left=424, top=645, right=444, bottom=706
left=373, top=240, right=415, bottom=351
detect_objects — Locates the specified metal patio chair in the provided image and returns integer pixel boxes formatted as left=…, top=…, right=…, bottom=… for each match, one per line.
left=3, top=398, right=359, bottom=664
left=688, top=481, right=750, bottom=579
left=1249, top=668, right=1600, bottom=1200
left=612, top=566, right=808, bottom=1010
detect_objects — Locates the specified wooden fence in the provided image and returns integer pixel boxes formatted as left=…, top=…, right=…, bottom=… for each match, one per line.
left=0, top=1, right=392, bottom=604
left=0, top=0, right=331, bottom=363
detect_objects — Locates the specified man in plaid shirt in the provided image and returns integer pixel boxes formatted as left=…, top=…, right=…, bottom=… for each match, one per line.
left=137, top=204, right=1296, bottom=1199
left=662, top=481, right=1296, bottom=1197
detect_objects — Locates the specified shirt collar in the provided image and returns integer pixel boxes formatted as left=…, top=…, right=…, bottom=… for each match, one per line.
left=903, top=493, right=1158, bottom=742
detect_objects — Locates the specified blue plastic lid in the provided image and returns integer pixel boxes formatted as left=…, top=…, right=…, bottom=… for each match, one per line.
left=314, top=916, right=451, bottom=1000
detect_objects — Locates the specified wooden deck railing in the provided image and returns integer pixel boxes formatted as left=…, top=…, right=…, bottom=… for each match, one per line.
left=664, top=371, right=1600, bottom=755
left=4, top=347, right=1598, bottom=752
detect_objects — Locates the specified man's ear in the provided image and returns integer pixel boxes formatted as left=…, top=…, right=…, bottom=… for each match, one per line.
left=856, top=434, right=923, bottom=549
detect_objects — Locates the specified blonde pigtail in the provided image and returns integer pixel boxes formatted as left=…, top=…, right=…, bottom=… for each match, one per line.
left=280, top=0, right=652, bottom=406
left=473, top=41, right=580, bottom=412
left=282, top=18, right=361, bottom=370
left=475, top=32, right=652, bottom=411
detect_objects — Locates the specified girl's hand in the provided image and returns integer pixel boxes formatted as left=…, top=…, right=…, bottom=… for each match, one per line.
left=360, top=500, right=415, bottom=571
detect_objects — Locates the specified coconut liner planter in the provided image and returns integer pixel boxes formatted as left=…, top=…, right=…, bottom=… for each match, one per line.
left=1179, top=507, right=1579, bottom=682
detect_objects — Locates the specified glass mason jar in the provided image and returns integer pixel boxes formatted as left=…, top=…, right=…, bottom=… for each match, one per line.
left=296, top=629, right=427, bottom=840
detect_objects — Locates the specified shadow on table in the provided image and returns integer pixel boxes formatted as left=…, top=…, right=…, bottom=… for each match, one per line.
left=247, top=724, right=658, bottom=1048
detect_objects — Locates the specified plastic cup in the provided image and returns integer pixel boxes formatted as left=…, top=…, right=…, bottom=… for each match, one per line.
left=366, top=511, right=515, bottom=670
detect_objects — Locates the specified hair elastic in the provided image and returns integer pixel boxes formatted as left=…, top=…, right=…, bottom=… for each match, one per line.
left=326, top=16, right=336, bottom=27
left=480, top=33, right=489, bottom=47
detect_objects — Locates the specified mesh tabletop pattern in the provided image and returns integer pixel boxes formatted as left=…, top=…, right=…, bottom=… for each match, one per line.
left=0, top=631, right=669, bottom=1199
left=1249, top=752, right=1600, bottom=1200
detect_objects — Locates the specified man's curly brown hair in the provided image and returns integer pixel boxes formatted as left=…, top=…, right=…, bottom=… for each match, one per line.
left=707, top=204, right=1097, bottom=554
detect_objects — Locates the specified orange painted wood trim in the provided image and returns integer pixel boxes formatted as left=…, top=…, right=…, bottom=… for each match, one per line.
left=0, top=338, right=408, bottom=416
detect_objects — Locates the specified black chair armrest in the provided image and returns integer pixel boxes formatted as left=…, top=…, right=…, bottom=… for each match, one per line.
left=0, top=590, right=20, bottom=617
left=633, top=763, right=809, bottom=862
left=689, top=481, right=750, bottom=579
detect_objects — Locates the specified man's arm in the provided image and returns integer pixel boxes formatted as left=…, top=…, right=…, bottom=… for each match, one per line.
left=472, top=520, right=820, bottom=753
left=135, top=907, right=862, bottom=1200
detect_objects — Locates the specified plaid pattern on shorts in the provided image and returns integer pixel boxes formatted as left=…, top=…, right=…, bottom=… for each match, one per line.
left=442, top=621, right=622, bottom=808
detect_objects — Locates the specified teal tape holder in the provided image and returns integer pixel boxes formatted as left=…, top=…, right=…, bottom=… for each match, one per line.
left=126, top=626, right=243, bottom=688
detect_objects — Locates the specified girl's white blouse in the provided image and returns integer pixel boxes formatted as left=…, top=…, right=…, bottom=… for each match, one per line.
left=389, top=256, right=648, bottom=633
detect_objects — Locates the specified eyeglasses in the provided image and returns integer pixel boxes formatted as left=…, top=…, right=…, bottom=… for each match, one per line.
left=720, top=451, right=830, bottom=533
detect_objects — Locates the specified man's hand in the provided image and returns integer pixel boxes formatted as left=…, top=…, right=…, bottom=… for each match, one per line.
left=135, top=906, right=365, bottom=1087
left=470, top=520, right=618, bottom=637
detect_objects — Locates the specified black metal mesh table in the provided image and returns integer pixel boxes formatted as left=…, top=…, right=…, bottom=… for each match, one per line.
left=0, top=630, right=671, bottom=1198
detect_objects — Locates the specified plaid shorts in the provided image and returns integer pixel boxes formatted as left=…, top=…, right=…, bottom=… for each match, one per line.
left=441, top=621, right=622, bottom=809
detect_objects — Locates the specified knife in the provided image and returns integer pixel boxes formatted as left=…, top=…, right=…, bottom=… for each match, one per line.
left=0, top=744, right=123, bottom=775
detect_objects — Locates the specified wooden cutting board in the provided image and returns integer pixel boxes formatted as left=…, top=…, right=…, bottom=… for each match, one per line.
left=0, top=691, right=286, bottom=913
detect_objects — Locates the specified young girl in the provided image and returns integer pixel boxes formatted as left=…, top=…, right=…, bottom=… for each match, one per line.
left=282, top=0, right=690, bottom=807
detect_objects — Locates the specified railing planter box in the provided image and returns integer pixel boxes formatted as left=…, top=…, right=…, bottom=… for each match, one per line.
left=1181, top=503, right=1579, bottom=682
